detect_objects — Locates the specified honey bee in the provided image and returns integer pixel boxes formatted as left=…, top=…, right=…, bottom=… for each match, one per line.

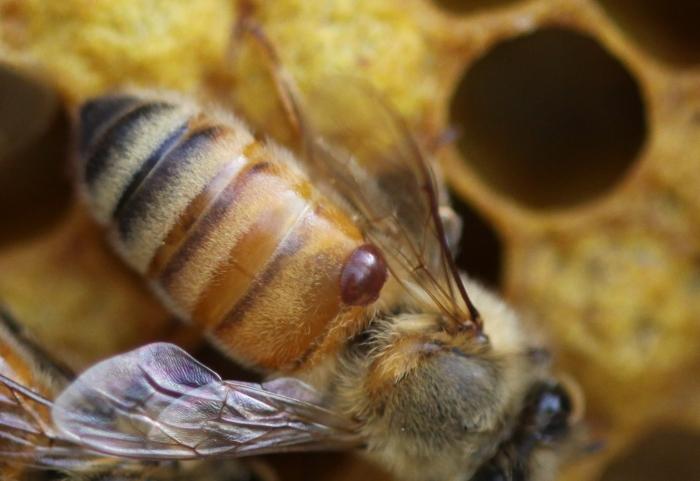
left=0, top=307, right=270, bottom=481
left=44, top=39, right=584, bottom=480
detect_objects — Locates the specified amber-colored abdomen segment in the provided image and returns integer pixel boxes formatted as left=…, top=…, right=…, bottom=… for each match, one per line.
left=77, top=93, right=383, bottom=371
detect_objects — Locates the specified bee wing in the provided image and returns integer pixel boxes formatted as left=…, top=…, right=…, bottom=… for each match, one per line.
left=0, top=374, right=102, bottom=470
left=0, top=308, right=101, bottom=470
left=297, top=78, right=482, bottom=331
left=52, top=343, right=363, bottom=460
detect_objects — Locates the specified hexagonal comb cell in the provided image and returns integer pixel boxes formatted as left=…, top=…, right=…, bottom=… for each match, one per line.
left=451, top=28, right=647, bottom=209
left=596, top=0, right=700, bottom=66
left=451, top=194, right=503, bottom=289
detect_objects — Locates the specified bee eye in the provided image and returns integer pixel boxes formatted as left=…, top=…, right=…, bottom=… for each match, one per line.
left=531, top=382, right=572, bottom=443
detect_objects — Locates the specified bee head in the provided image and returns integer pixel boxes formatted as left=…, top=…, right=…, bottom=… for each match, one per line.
left=355, top=334, right=561, bottom=481
left=342, top=279, right=582, bottom=481
left=470, top=379, right=583, bottom=481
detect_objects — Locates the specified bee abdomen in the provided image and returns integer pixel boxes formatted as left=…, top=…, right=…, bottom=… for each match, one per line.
left=79, top=94, right=255, bottom=272
left=79, top=95, right=195, bottom=223
left=77, top=93, right=382, bottom=370
left=79, top=94, right=143, bottom=156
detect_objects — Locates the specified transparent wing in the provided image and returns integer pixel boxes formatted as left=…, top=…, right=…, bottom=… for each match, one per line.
left=0, top=374, right=102, bottom=470
left=229, top=20, right=480, bottom=331
left=0, top=307, right=101, bottom=470
left=299, top=78, right=482, bottom=331
left=53, top=343, right=363, bottom=460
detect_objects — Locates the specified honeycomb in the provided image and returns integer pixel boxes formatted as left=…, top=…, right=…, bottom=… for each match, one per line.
left=1, top=0, right=699, bottom=480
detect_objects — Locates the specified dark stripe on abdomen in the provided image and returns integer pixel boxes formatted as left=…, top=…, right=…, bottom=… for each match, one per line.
left=157, top=160, right=272, bottom=289
left=111, top=121, right=189, bottom=220
left=114, top=126, right=228, bottom=240
left=83, top=102, right=175, bottom=186
left=216, top=224, right=307, bottom=330
left=79, top=94, right=141, bottom=156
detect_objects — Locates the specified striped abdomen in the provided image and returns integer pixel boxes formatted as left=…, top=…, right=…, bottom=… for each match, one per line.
left=76, top=93, right=387, bottom=371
